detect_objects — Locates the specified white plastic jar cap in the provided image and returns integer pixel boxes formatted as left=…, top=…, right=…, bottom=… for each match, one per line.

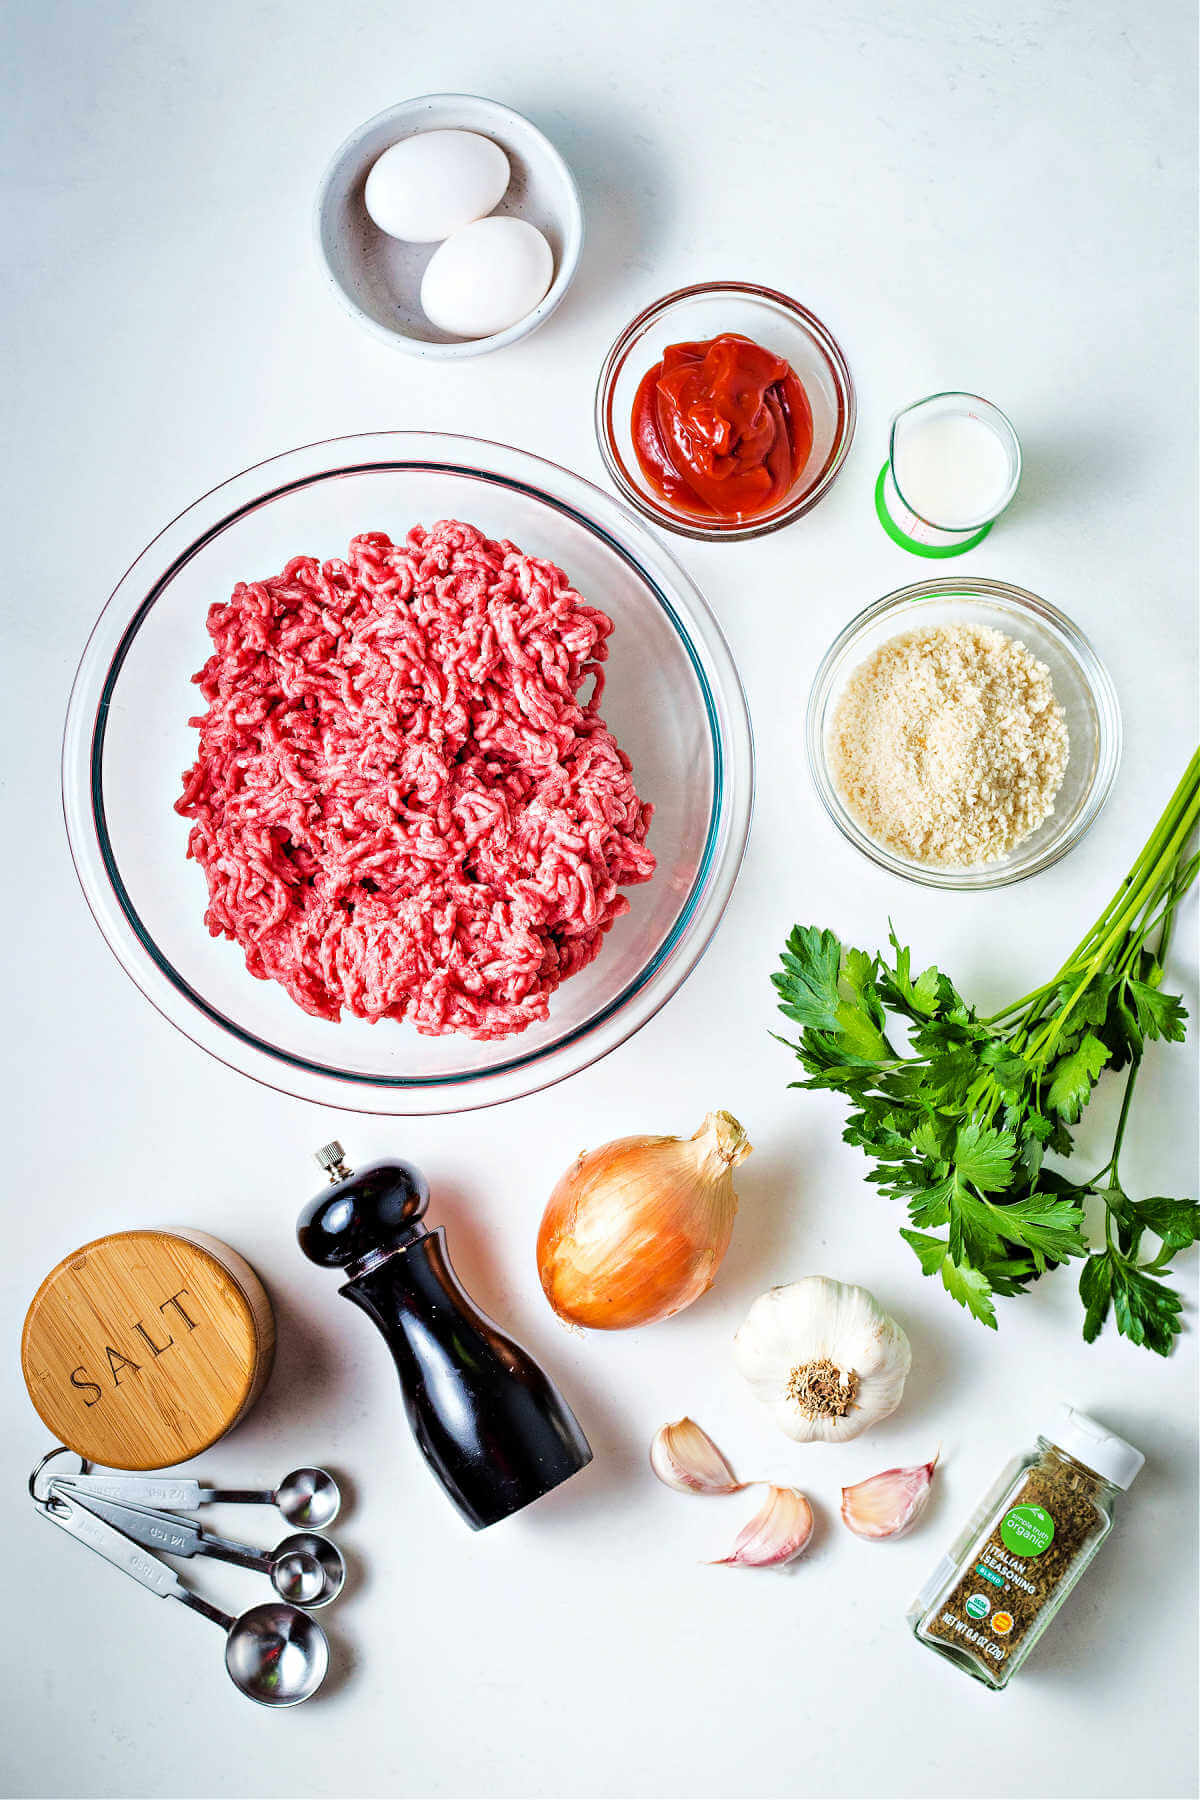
left=1051, top=1404, right=1145, bottom=1489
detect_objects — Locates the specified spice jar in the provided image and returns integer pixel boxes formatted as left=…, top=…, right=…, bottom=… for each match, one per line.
left=908, top=1405, right=1143, bottom=1689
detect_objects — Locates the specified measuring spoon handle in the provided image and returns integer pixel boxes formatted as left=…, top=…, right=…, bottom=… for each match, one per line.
left=177, top=1531, right=271, bottom=1572
left=38, top=1495, right=187, bottom=1600
left=38, top=1497, right=235, bottom=1631
left=50, top=1472, right=203, bottom=1510
left=57, top=1489, right=270, bottom=1574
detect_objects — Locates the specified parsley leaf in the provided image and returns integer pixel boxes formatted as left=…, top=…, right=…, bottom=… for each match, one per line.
left=1079, top=1253, right=1114, bottom=1343
left=1128, top=980, right=1188, bottom=1044
left=1045, top=1033, right=1110, bottom=1122
left=772, top=926, right=893, bottom=1065
left=939, top=1257, right=998, bottom=1329
left=1125, top=1196, right=1200, bottom=1253
left=900, top=1231, right=1000, bottom=1328
left=773, top=927, right=842, bottom=1032
left=965, top=1190, right=1087, bottom=1269
left=952, top=1122, right=1015, bottom=1193
left=1110, top=1261, right=1186, bottom=1357
left=899, top=1228, right=948, bottom=1276
left=880, top=925, right=941, bottom=1017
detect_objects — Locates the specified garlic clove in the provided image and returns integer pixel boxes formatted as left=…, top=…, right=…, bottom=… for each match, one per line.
left=709, top=1485, right=814, bottom=1568
left=650, top=1417, right=744, bottom=1495
left=840, top=1456, right=938, bottom=1540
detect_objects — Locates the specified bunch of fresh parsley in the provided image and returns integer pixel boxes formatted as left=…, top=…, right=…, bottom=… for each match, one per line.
left=774, top=752, right=1200, bottom=1354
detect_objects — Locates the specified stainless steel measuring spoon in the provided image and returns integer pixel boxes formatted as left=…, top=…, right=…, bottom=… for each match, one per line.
left=48, top=1463, right=341, bottom=1529
left=56, top=1485, right=345, bottom=1607
left=35, top=1491, right=328, bottom=1706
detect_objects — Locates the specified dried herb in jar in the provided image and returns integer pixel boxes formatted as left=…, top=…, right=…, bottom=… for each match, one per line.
left=909, top=1405, right=1143, bottom=1689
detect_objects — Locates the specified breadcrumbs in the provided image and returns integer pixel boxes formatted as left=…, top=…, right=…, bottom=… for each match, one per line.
left=828, top=623, right=1069, bottom=866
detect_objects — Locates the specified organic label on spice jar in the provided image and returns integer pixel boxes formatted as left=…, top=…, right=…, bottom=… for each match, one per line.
left=999, top=1503, right=1054, bottom=1555
left=909, top=1407, right=1144, bottom=1690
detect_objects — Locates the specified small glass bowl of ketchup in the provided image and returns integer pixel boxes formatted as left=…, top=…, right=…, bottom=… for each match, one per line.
left=596, top=282, right=855, bottom=541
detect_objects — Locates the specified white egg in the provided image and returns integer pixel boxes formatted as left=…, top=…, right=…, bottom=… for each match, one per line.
left=420, top=217, right=555, bottom=339
left=364, top=130, right=510, bottom=243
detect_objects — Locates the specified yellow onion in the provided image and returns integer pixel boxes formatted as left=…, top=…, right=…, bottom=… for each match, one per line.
left=536, top=1111, right=752, bottom=1329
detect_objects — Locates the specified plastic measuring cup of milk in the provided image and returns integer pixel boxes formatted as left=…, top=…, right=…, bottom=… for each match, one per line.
left=876, top=392, right=1021, bottom=557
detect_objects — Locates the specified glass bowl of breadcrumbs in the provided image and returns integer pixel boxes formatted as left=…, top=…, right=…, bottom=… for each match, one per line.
left=807, top=577, right=1122, bottom=889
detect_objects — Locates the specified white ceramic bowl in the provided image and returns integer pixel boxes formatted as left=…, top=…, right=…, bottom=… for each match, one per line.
left=314, top=95, right=584, bottom=358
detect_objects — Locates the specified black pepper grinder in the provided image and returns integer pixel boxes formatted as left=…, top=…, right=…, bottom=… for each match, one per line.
left=298, top=1143, right=592, bottom=1530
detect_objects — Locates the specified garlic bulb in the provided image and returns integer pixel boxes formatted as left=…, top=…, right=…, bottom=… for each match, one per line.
left=733, top=1277, right=911, bottom=1443
left=537, top=1111, right=752, bottom=1330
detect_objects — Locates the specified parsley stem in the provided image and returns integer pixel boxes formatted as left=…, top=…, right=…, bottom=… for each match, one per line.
left=1025, top=785, right=1199, bottom=1064
left=1106, top=1053, right=1142, bottom=1191
left=1116, top=879, right=1182, bottom=1187
left=1084, top=895, right=1177, bottom=1196
left=1083, top=761, right=1199, bottom=949
left=985, top=751, right=1200, bottom=1036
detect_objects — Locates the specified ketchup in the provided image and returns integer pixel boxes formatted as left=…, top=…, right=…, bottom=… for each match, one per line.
left=631, top=333, right=814, bottom=521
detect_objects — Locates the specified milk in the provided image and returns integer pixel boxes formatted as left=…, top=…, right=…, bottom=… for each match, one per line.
left=893, top=411, right=1013, bottom=529
left=877, top=394, right=1021, bottom=553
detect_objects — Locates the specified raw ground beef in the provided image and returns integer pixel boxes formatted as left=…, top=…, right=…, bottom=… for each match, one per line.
left=176, top=520, right=656, bottom=1038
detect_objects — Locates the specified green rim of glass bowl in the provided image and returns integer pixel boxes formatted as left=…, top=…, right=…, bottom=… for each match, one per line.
left=806, top=576, right=1122, bottom=891
left=62, top=432, right=755, bottom=1114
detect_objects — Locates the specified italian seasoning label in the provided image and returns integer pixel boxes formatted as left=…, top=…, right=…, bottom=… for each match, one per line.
left=918, top=1450, right=1105, bottom=1679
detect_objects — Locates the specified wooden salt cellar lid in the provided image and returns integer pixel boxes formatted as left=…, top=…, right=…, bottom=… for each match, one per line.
left=21, top=1229, right=275, bottom=1471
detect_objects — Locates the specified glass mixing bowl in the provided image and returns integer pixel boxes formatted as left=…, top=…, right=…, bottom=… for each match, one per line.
left=807, top=577, right=1121, bottom=889
left=63, top=433, right=754, bottom=1113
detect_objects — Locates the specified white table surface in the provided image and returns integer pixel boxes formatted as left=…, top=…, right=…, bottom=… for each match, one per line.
left=2, top=3, right=1196, bottom=1797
